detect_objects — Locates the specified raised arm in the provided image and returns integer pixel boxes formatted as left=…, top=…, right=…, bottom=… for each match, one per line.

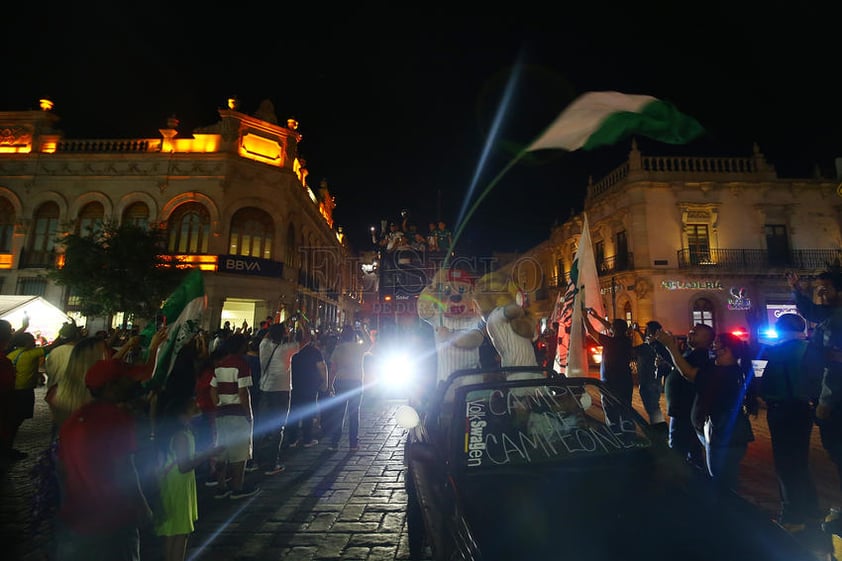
left=653, top=330, right=699, bottom=383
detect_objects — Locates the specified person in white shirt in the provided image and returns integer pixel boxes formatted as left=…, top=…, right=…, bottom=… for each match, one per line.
left=257, top=323, right=298, bottom=475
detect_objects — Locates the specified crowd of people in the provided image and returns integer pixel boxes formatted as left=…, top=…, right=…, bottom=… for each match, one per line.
left=373, top=212, right=453, bottom=253
left=548, top=268, right=842, bottom=547
left=3, top=267, right=842, bottom=558
left=0, top=312, right=378, bottom=561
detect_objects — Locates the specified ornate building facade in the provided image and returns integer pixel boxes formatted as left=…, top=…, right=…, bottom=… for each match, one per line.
left=509, top=140, right=841, bottom=344
left=0, top=98, right=360, bottom=332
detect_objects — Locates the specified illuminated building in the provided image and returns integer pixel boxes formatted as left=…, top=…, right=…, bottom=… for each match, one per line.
left=0, top=98, right=361, bottom=332
left=501, top=140, right=841, bottom=344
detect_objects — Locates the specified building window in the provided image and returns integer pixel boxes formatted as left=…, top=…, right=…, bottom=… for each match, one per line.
left=167, top=203, right=210, bottom=254
left=0, top=197, right=14, bottom=252
left=691, top=297, right=715, bottom=329
left=17, top=277, right=46, bottom=296
left=77, top=202, right=105, bottom=237
left=25, top=201, right=59, bottom=267
left=615, top=230, right=629, bottom=270
left=765, top=224, right=789, bottom=267
left=686, top=224, right=711, bottom=264
left=595, top=240, right=606, bottom=272
left=228, top=207, right=274, bottom=259
left=122, top=202, right=150, bottom=228
left=285, top=224, right=297, bottom=268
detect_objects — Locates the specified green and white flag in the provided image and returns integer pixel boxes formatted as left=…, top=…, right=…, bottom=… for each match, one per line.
left=527, top=91, right=704, bottom=152
left=141, top=268, right=206, bottom=389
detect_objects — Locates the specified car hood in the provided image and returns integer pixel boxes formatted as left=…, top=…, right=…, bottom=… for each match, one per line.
left=455, top=459, right=812, bottom=561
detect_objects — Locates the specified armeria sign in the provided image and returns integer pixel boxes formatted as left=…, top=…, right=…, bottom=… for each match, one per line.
left=218, top=255, right=284, bottom=278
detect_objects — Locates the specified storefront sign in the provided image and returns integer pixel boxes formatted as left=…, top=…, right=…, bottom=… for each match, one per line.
left=727, top=287, right=751, bottom=311
left=218, top=255, right=284, bottom=278
left=660, top=280, right=723, bottom=290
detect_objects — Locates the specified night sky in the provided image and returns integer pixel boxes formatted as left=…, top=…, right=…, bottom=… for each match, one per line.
left=4, top=2, right=840, bottom=256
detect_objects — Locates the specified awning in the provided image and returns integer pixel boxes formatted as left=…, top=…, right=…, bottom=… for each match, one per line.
left=0, top=296, right=72, bottom=342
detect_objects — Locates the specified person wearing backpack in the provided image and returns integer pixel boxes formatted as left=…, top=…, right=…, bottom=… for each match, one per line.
left=758, top=313, right=823, bottom=530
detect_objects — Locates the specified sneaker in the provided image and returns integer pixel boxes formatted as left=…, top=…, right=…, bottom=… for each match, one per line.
left=264, top=464, right=286, bottom=476
left=230, top=486, right=262, bottom=500
left=205, top=476, right=231, bottom=488
left=327, top=445, right=339, bottom=452
left=302, top=439, right=319, bottom=448
left=287, top=440, right=300, bottom=449
left=245, top=460, right=259, bottom=472
left=214, top=488, right=231, bottom=499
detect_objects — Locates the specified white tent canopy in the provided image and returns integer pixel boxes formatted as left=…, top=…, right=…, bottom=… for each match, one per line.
left=0, top=296, right=72, bottom=342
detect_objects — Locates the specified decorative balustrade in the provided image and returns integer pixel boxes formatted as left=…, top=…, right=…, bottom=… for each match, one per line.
left=588, top=155, right=764, bottom=200
left=676, top=248, right=842, bottom=271
left=56, top=139, right=160, bottom=153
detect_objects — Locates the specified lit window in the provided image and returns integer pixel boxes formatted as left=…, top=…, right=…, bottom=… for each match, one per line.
left=228, top=207, right=274, bottom=259
left=167, top=203, right=210, bottom=254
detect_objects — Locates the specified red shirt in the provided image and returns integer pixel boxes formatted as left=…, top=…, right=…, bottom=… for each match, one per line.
left=195, top=365, right=216, bottom=412
left=57, top=400, right=140, bottom=534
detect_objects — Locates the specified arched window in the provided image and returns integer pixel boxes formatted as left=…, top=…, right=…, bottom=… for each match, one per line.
left=167, top=203, right=210, bottom=254
left=228, top=208, right=273, bottom=259
left=0, top=197, right=15, bottom=252
left=285, top=223, right=297, bottom=268
left=122, top=202, right=150, bottom=228
left=77, top=202, right=104, bottom=237
left=692, top=297, right=715, bottom=329
left=27, top=201, right=59, bottom=266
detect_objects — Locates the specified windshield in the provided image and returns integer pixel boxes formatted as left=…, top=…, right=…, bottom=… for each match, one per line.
left=460, top=381, right=651, bottom=470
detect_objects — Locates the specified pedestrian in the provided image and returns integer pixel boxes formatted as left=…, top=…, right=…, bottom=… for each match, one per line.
left=583, top=308, right=634, bottom=425
left=787, top=269, right=842, bottom=493
left=758, top=312, right=823, bottom=530
left=257, top=323, right=297, bottom=476
left=632, top=320, right=670, bottom=425
left=326, top=326, right=369, bottom=452
left=55, top=326, right=167, bottom=561
left=287, top=328, right=328, bottom=449
left=663, top=323, right=713, bottom=470
left=657, top=330, right=757, bottom=491
left=153, top=393, right=224, bottom=561
left=0, top=320, right=16, bottom=464
left=6, top=330, right=64, bottom=459
left=209, top=333, right=260, bottom=499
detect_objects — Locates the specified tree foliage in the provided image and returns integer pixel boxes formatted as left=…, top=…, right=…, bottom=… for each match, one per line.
left=48, top=223, right=186, bottom=325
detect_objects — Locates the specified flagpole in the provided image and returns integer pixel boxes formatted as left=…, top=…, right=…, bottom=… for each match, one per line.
left=443, top=147, right=530, bottom=271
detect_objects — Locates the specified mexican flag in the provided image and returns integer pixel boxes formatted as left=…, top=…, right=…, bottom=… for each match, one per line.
left=527, top=91, right=704, bottom=152
left=141, top=268, right=207, bottom=389
left=553, top=212, right=605, bottom=376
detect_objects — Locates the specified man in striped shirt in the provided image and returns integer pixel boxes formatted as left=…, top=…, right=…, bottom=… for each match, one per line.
left=210, top=333, right=261, bottom=499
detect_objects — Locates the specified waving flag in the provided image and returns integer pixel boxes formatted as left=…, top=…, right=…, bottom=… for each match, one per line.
left=141, top=268, right=207, bottom=389
left=554, top=213, right=605, bottom=376
left=528, top=91, right=703, bottom=152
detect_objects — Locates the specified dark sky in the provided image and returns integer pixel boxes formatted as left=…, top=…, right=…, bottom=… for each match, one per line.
left=4, top=2, right=841, bottom=256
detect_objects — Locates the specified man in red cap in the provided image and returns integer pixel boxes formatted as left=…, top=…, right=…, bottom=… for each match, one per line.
left=55, top=327, right=167, bottom=561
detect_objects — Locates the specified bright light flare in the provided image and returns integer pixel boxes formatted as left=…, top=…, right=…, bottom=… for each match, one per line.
left=378, top=350, right=415, bottom=389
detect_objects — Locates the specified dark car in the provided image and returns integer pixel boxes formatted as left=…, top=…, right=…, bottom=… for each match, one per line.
left=396, top=366, right=815, bottom=561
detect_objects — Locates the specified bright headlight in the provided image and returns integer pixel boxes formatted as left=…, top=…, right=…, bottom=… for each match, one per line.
left=379, top=351, right=415, bottom=388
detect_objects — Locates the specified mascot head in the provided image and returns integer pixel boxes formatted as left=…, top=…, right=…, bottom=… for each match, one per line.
left=473, top=271, right=524, bottom=320
left=418, top=267, right=477, bottom=321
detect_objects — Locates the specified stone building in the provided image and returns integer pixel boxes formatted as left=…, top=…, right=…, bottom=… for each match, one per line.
left=510, top=140, right=841, bottom=345
left=0, top=98, right=360, bottom=333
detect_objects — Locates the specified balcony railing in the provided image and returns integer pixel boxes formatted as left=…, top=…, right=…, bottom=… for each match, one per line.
left=676, top=248, right=842, bottom=271
left=598, top=253, right=634, bottom=276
